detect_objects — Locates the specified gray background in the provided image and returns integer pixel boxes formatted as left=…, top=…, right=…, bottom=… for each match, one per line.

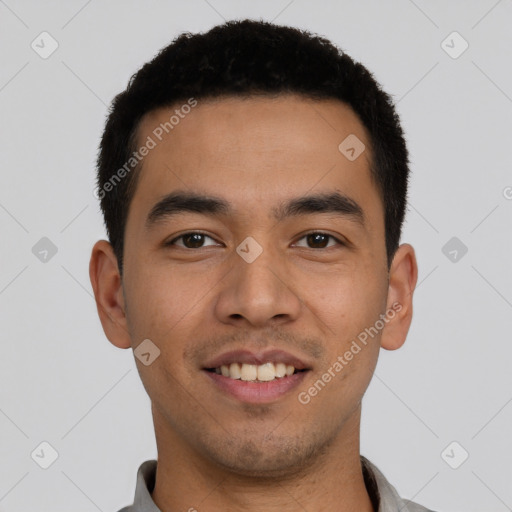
left=1, top=0, right=511, bottom=510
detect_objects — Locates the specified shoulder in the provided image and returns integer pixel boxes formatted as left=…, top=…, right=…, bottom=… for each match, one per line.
left=402, top=499, right=438, bottom=512
left=402, top=500, right=436, bottom=512
left=361, top=455, right=437, bottom=512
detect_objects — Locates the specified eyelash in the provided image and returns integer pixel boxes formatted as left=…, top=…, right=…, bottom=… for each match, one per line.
left=165, top=231, right=345, bottom=250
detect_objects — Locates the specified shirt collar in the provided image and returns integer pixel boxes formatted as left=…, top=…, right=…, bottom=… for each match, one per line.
left=125, top=456, right=427, bottom=512
left=130, top=460, right=159, bottom=512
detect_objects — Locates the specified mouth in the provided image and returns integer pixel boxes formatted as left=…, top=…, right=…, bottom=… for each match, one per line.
left=204, top=362, right=307, bottom=382
left=202, top=349, right=311, bottom=403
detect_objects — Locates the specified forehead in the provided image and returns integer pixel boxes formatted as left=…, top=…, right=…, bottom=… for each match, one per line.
left=130, top=95, right=380, bottom=223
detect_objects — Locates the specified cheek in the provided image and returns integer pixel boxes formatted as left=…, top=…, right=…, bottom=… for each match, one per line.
left=309, top=265, right=387, bottom=339
left=123, top=262, right=210, bottom=398
left=124, top=258, right=218, bottom=346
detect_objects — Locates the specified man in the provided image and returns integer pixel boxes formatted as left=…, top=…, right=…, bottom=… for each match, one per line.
left=89, top=19, right=434, bottom=512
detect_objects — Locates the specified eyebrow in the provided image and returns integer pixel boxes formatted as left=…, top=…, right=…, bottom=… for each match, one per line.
left=145, top=189, right=365, bottom=229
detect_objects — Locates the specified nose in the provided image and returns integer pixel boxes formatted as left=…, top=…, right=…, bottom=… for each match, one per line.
left=214, top=240, right=302, bottom=328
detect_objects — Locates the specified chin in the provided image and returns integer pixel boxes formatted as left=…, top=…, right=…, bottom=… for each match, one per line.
left=201, top=431, right=331, bottom=479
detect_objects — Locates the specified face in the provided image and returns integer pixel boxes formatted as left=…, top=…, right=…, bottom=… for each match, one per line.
left=91, top=94, right=417, bottom=478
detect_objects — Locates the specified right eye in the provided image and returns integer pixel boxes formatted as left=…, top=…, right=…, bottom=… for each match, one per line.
left=165, top=232, right=221, bottom=249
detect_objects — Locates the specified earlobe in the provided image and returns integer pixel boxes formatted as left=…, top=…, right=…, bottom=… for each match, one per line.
left=380, top=243, right=418, bottom=351
left=89, top=240, right=132, bottom=349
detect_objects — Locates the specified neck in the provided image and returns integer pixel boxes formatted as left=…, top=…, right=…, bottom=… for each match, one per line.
left=150, top=405, right=375, bottom=512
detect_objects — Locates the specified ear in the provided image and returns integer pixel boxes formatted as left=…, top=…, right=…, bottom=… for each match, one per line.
left=380, top=243, right=418, bottom=351
left=89, top=240, right=132, bottom=349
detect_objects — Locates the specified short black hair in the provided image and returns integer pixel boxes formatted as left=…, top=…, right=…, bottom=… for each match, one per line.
left=96, top=19, right=410, bottom=275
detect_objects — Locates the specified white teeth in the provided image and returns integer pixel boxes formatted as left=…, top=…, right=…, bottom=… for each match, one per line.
left=275, top=362, right=287, bottom=378
left=229, top=363, right=241, bottom=379
left=257, top=362, right=275, bottom=381
left=215, top=362, right=298, bottom=381
left=240, top=363, right=258, bottom=381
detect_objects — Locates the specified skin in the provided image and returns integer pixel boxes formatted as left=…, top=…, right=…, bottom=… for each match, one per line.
left=90, top=95, right=418, bottom=512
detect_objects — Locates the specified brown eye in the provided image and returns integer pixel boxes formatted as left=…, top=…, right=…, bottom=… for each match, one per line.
left=167, top=232, right=218, bottom=249
left=295, top=232, right=342, bottom=249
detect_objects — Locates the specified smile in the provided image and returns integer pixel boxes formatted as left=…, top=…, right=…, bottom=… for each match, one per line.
left=207, top=362, right=303, bottom=382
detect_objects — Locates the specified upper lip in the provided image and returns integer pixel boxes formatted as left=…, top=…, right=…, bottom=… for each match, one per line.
left=203, top=349, right=311, bottom=371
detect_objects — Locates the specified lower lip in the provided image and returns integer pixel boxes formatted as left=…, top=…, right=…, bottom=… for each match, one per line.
left=203, top=370, right=308, bottom=404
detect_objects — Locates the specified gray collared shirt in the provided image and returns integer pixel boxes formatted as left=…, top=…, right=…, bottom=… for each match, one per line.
left=118, top=456, right=436, bottom=512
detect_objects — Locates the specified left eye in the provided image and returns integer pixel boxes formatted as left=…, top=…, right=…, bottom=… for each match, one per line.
left=294, top=232, right=342, bottom=249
